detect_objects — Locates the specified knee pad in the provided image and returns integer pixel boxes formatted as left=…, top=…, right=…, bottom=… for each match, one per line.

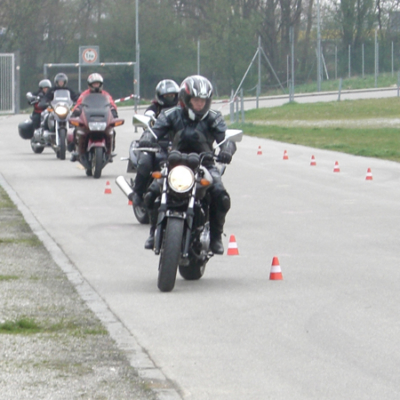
left=218, top=193, right=231, bottom=212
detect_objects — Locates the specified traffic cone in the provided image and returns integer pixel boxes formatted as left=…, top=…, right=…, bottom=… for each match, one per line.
left=227, top=235, right=239, bottom=256
left=257, top=146, right=262, bottom=155
left=333, top=161, right=340, bottom=173
left=310, top=155, right=316, bottom=166
left=283, top=150, right=289, bottom=160
left=269, top=256, right=283, bottom=280
left=366, top=168, right=373, bottom=180
left=104, top=181, right=112, bottom=194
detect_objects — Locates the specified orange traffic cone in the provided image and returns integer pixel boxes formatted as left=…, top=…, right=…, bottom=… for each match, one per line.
left=104, top=181, right=112, bottom=194
left=227, top=235, right=239, bottom=256
left=366, top=168, right=373, bottom=180
left=257, top=146, right=262, bottom=155
left=269, top=256, right=283, bottom=280
left=283, top=150, right=289, bottom=160
left=310, top=155, right=316, bottom=166
left=333, top=161, right=340, bottom=173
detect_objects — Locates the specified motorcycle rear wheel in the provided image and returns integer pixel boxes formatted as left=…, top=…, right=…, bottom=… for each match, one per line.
left=179, top=255, right=207, bottom=280
left=133, top=204, right=150, bottom=224
left=158, top=218, right=184, bottom=292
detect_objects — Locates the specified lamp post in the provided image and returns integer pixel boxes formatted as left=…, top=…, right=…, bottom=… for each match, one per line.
left=135, top=0, right=140, bottom=111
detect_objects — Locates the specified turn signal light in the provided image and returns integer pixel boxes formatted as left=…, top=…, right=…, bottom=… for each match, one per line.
left=200, top=178, right=211, bottom=186
left=152, top=171, right=162, bottom=179
left=69, top=119, right=80, bottom=127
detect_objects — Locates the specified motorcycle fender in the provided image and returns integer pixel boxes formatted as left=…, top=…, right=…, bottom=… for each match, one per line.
left=87, top=138, right=106, bottom=152
left=154, top=212, right=185, bottom=254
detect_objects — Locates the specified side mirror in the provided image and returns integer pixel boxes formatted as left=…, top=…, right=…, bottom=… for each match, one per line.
left=132, top=114, right=158, bottom=139
left=132, top=114, right=151, bottom=128
left=225, top=129, right=243, bottom=143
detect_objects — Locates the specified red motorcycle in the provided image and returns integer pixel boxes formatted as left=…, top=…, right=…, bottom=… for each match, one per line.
left=69, top=93, right=124, bottom=178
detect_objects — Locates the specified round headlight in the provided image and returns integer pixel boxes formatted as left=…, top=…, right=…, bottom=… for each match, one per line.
left=168, top=165, right=195, bottom=193
left=55, top=105, right=69, bottom=118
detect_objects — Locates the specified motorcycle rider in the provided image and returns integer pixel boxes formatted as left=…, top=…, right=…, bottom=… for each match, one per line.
left=139, top=75, right=236, bottom=255
left=26, top=79, right=52, bottom=130
left=40, top=73, right=79, bottom=140
left=70, top=73, right=118, bottom=162
left=131, top=79, right=180, bottom=207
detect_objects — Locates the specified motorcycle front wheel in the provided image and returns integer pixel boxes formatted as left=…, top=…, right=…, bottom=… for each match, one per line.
left=58, top=128, right=66, bottom=160
left=93, top=147, right=104, bottom=179
left=158, top=218, right=184, bottom=292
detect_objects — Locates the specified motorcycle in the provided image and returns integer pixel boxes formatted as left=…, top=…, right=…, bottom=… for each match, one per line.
left=116, top=114, right=160, bottom=224
left=30, top=89, right=73, bottom=159
left=18, top=93, right=46, bottom=151
left=69, top=93, right=125, bottom=179
left=125, top=116, right=242, bottom=292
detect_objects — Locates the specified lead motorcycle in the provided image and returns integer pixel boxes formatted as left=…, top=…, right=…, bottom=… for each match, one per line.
left=30, top=89, right=73, bottom=159
left=69, top=93, right=125, bottom=179
left=126, top=116, right=242, bottom=292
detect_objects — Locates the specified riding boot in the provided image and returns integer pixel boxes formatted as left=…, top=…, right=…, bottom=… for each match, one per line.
left=144, top=208, right=157, bottom=250
left=132, top=173, right=149, bottom=206
left=209, top=209, right=227, bottom=255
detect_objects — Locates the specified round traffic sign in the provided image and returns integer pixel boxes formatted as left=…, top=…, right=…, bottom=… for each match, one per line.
left=82, top=48, right=98, bottom=64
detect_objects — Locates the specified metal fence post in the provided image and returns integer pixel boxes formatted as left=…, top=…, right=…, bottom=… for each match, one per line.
left=240, top=88, right=245, bottom=123
left=338, top=78, right=342, bottom=101
left=230, top=89, right=234, bottom=123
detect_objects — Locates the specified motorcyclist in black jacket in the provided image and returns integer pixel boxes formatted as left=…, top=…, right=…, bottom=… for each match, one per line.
left=131, top=79, right=180, bottom=207
left=139, top=75, right=236, bottom=255
left=26, top=79, right=52, bottom=129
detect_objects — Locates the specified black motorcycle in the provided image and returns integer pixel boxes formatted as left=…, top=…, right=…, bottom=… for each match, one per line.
left=116, top=114, right=160, bottom=224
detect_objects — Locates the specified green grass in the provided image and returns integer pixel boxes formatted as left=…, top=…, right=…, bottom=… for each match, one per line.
left=263, top=72, right=399, bottom=96
left=0, top=317, right=107, bottom=336
left=0, top=275, right=19, bottom=281
left=244, top=97, right=400, bottom=120
left=231, top=97, right=400, bottom=162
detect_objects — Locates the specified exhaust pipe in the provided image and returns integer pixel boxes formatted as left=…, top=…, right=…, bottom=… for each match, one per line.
left=115, top=176, right=134, bottom=199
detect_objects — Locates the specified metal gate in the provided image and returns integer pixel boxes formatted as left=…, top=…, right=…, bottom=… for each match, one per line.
left=0, top=53, right=15, bottom=114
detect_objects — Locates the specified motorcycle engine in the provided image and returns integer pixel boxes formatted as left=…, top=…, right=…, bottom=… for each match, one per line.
left=47, top=113, right=55, bottom=132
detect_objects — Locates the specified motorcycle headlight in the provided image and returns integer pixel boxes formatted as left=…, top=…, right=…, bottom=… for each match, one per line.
left=55, top=105, right=69, bottom=118
left=168, top=165, right=195, bottom=193
left=88, top=122, right=107, bottom=131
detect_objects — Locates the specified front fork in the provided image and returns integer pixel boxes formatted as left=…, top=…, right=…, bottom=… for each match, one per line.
left=154, top=178, right=197, bottom=257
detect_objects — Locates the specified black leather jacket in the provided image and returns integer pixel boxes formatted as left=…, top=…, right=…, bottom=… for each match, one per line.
left=151, top=105, right=228, bottom=154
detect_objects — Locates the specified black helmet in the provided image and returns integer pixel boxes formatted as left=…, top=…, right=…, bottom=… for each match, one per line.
left=87, top=73, right=104, bottom=93
left=54, top=73, right=68, bottom=88
left=18, top=119, right=34, bottom=140
left=155, top=79, right=179, bottom=107
left=39, top=79, right=51, bottom=89
left=179, top=75, right=213, bottom=121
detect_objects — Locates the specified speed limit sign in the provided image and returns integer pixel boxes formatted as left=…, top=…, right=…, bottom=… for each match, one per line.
left=79, top=46, right=100, bottom=65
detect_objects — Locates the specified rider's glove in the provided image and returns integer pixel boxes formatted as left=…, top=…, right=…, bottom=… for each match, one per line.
left=218, top=151, right=232, bottom=164
left=138, top=130, right=157, bottom=148
left=71, top=107, right=81, bottom=117
left=217, top=140, right=237, bottom=164
left=111, top=108, right=118, bottom=118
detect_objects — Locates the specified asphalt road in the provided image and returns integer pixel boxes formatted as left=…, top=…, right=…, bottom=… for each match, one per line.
left=1, top=89, right=400, bottom=399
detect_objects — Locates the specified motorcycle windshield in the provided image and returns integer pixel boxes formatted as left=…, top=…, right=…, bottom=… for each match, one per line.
left=81, top=93, right=111, bottom=122
left=51, top=89, right=73, bottom=107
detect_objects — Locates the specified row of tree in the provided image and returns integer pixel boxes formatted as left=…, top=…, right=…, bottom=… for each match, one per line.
left=1, top=0, right=400, bottom=103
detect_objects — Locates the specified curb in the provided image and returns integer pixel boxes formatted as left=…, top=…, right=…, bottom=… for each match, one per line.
left=0, top=173, right=182, bottom=400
